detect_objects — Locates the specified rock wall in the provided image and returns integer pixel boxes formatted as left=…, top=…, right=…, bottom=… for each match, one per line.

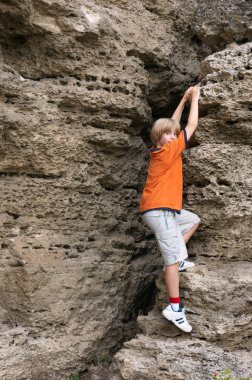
left=0, top=1, right=251, bottom=379
left=108, top=42, right=252, bottom=380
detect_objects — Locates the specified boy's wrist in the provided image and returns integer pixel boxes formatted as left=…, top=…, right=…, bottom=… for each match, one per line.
left=191, top=96, right=199, bottom=102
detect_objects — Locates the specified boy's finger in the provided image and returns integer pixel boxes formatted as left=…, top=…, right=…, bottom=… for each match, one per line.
left=185, top=87, right=193, bottom=94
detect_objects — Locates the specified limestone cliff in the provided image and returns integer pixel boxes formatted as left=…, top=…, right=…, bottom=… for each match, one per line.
left=0, top=1, right=251, bottom=380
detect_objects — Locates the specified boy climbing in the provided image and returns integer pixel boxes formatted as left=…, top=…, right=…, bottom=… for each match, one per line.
left=138, top=86, right=201, bottom=332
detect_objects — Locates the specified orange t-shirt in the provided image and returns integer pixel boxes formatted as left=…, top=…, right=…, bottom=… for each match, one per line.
left=139, top=128, right=189, bottom=214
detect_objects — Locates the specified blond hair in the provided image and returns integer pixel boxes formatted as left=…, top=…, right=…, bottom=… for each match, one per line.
left=150, top=118, right=181, bottom=145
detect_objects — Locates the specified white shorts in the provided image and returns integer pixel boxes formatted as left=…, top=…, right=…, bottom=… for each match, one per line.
left=141, top=209, right=201, bottom=266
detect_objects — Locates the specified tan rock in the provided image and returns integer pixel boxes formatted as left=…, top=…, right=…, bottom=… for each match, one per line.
left=0, top=1, right=251, bottom=379
left=106, top=42, right=252, bottom=380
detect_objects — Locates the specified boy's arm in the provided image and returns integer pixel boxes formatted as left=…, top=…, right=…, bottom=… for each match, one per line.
left=185, top=87, right=200, bottom=140
left=171, top=87, right=194, bottom=123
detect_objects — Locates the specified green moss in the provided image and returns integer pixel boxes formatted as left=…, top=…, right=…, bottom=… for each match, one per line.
left=210, top=368, right=251, bottom=380
left=70, top=374, right=79, bottom=380
left=91, top=353, right=113, bottom=367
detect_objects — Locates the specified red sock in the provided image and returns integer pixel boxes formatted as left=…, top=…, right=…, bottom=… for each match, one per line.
left=169, top=297, right=180, bottom=304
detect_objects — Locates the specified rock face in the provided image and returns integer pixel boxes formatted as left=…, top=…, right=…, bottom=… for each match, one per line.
left=108, top=43, right=252, bottom=380
left=0, top=1, right=251, bottom=380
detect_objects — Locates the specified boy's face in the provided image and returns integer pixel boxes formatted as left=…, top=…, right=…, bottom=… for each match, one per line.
left=157, top=131, right=177, bottom=147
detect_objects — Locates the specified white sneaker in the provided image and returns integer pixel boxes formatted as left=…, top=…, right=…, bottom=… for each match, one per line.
left=163, top=260, right=195, bottom=273
left=162, top=303, right=192, bottom=333
left=179, top=260, right=195, bottom=272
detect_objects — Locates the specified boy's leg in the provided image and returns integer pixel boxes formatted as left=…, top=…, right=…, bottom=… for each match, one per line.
left=143, top=211, right=192, bottom=332
left=164, top=262, right=180, bottom=298
left=163, top=261, right=192, bottom=333
left=182, top=221, right=200, bottom=244
left=174, top=210, right=200, bottom=271
left=175, top=209, right=201, bottom=245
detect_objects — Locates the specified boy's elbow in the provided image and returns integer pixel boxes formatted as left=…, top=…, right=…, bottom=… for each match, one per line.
left=185, top=124, right=198, bottom=141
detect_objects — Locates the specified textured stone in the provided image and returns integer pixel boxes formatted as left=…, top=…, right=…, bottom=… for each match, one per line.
left=109, top=334, right=252, bottom=380
left=0, top=1, right=251, bottom=380
left=106, top=43, right=252, bottom=380
left=192, top=0, right=252, bottom=50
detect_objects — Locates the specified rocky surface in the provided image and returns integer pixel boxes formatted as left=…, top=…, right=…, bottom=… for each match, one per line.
left=107, top=43, right=252, bottom=380
left=0, top=1, right=251, bottom=379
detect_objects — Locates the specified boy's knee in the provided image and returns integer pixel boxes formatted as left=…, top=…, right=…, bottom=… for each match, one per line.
left=194, top=216, right=201, bottom=225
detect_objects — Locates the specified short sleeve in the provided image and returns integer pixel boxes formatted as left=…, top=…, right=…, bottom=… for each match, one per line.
left=162, top=129, right=188, bottom=166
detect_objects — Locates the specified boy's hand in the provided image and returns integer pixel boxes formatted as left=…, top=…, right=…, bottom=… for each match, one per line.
left=182, top=87, right=194, bottom=102
left=191, top=86, right=200, bottom=101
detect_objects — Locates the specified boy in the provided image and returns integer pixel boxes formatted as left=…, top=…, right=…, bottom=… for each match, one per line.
left=139, top=86, right=201, bottom=333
